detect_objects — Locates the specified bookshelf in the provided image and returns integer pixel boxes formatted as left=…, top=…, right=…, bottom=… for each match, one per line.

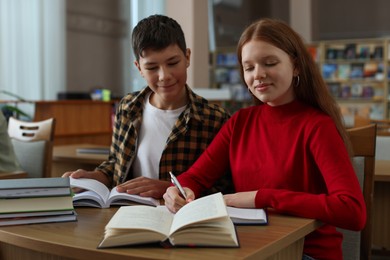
left=309, top=38, right=390, bottom=121
left=209, top=47, right=252, bottom=113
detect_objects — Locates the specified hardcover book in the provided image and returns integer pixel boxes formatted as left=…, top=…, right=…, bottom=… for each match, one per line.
left=0, top=177, right=71, bottom=198
left=98, top=192, right=239, bottom=248
left=226, top=206, right=268, bottom=225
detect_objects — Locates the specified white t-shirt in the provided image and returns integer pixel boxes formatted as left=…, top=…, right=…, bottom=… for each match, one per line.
left=132, top=94, right=186, bottom=179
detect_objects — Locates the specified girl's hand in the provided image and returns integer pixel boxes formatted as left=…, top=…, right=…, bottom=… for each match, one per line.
left=163, top=186, right=195, bottom=213
left=223, top=191, right=257, bottom=208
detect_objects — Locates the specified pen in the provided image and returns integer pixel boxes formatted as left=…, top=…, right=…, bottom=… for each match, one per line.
left=169, top=171, right=187, bottom=199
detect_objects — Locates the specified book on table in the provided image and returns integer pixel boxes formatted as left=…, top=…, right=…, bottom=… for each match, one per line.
left=0, top=177, right=71, bottom=198
left=98, top=192, right=239, bottom=248
left=76, top=147, right=110, bottom=155
left=0, top=177, right=76, bottom=226
left=0, top=211, right=77, bottom=226
left=69, top=177, right=160, bottom=208
left=226, top=206, right=268, bottom=225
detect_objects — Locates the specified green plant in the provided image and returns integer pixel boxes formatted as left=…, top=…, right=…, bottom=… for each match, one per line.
left=0, top=90, right=32, bottom=120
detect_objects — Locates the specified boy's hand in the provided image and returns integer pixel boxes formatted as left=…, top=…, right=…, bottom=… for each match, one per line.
left=116, top=177, right=171, bottom=199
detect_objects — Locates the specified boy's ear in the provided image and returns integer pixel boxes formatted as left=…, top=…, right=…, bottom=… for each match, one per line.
left=186, top=48, right=191, bottom=68
left=134, top=61, right=143, bottom=76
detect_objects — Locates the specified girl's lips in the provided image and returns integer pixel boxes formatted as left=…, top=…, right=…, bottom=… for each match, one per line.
left=254, top=83, right=269, bottom=91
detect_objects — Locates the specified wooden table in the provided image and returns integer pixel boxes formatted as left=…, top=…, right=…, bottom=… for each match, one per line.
left=0, top=208, right=320, bottom=260
left=374, top=160, right=390, bottom=182
left=52, top=144, right=109, bottom=177
left=0, top=171, right=27, bottom=180
left=372, top=160, right=390, bottom=252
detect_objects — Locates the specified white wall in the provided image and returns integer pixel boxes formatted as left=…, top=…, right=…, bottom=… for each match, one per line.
left=166, top=0, right=210, bottom=89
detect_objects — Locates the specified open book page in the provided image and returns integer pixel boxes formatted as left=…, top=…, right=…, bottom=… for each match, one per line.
left=70, top=178, right=110, bottom=208
left=70, top=177, right=110, bottom=202
left=169, top=192, right=228, bottom=235
left=70, top=177, right=160, bottom=207
left=107, top=188, right=160, bottom=206
left=72, top=190, right=107, bottom=208
left=99, top=206, right=173, bottom=247
left=226, top=207, right=268, bottom=224
left=169, top=217, right=238, bottom=247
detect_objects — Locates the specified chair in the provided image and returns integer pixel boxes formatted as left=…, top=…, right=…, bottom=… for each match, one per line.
left=7, top=117, right=56, bottom=178
left=340, top=124, right=376, bottom=260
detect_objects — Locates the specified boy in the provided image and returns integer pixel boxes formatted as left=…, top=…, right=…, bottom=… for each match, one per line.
left=63, top=14, right=232, bottom=199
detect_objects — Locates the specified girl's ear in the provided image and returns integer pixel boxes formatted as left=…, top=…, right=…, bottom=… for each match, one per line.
left=293, top=64, right=299, bottom=77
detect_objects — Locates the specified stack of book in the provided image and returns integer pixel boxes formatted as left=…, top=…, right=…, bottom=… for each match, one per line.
left=0, top=177, right=77, bottom=226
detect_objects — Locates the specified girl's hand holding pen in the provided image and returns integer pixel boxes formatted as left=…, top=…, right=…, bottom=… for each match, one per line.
left=163, top=186, right=195, bottom=213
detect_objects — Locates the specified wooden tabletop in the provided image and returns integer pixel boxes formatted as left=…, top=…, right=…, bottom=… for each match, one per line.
left=375, top=160, right=390, bottom=182
left=0, top=207, right=320, bottom=260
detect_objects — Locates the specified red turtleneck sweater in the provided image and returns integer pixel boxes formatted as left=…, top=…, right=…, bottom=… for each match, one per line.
left=178, top=100, right=366, bottom=260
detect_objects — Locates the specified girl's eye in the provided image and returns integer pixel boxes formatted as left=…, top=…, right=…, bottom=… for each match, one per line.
left=244, top=66, right=254, bottom=72
left=145, top=67, right=157, bottom=71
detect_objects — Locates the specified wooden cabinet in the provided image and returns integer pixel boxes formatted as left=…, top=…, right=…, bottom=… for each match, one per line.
left=309, top=38, right=390, bottom=121
left=34, top=100, right=116, bottom=146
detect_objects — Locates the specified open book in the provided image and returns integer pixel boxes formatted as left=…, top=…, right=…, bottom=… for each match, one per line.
left=69, top=177, right=160, bottom=208
left=98, top=192, right=239, bottom=248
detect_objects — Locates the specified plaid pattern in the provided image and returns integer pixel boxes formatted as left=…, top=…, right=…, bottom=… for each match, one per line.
left=96, top=85, right=233, bottom=193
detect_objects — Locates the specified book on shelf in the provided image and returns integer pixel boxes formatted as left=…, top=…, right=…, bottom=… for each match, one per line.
left=327, top=83, right=341, bottom=98
left=337, top=64, right=351, bottom=80
left=98, top=192, right=239, bottom=248
left=226, top=206, right=268, bottom=225
left=76, top=147, right=110, bottom=155
left=363, top=62, right=379, bottom=78
left=322, top=64, right=337, bottom=79
left=350, top=63, right=364, bottom=78
left=69, top=177, right=160, bottom=208
left=0, top=177, right=71, bottom=198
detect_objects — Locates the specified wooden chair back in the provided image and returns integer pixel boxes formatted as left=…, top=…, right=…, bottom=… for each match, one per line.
left=7, top=117, right=56, bottom=178
left=370, top=119, right=390, bottom=136
left=7, top=117, right=55, bottom=141
left=345, top=124, right=377, bottom=260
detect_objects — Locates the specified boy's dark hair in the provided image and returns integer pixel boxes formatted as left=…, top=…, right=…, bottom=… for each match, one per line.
left=132, top=14, right=187, bottom=62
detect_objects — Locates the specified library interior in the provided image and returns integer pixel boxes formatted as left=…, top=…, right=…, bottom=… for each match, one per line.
left=1, top=0, right=390, bottom=259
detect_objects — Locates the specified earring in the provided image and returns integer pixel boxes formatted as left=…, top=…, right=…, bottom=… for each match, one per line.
left=295, top=75, right=300, bottom=87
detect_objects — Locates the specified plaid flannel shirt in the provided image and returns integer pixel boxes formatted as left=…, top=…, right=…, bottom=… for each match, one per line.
left=96, top=85, right=233, bottom=193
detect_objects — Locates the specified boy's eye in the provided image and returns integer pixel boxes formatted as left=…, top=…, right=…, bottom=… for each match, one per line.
left=168, top=61, right=180, bottom=66
left=145, top=67, right=158, bottom=71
